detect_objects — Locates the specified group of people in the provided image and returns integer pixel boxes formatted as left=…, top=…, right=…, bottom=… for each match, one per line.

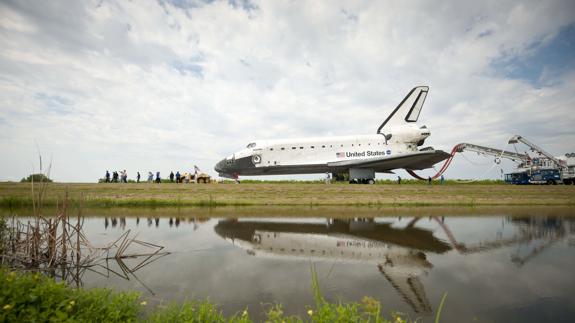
left=146, top=171, right=161, bottom=183
left=105, top=170, right=129, bottom=183
left=104, top=167, right=201, bottom=184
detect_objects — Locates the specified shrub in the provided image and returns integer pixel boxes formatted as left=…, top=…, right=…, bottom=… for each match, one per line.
left=20, top=174, right=52, bottom=183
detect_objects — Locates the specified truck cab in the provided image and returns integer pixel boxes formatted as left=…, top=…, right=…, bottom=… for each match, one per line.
left=505, top=169, right=561, bottom=185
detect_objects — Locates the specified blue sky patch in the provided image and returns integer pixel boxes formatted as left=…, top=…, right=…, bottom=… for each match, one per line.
left=171, top=60, right=204, bottom=77
left=491, top=23, right=575, bottom=86
left=33, top=93, right=74, bottom=115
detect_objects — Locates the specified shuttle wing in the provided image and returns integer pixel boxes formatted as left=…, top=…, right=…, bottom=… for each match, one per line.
left=327, top=150, right=451, bottom=172
left=215, top=219, right=452, bottom=253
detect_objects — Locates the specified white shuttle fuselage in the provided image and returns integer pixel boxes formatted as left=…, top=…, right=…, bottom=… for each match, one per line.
left=215, top=86, right=450, bottom=182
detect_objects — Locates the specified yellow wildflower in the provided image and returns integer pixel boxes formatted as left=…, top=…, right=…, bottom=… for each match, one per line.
left=307, top=309, right=313, bottom=316
left=3, top=304, right=12, bottom=310
left=140, top=301, right=147, bottom=306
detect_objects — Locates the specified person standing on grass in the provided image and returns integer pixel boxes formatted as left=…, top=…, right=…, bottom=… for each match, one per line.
left=147, top=171, right=153, bottom=183
left=428, top=176, right=432, bottom=185
left=169, top=171, right=174, bottom=183
left=397, top=176, right=401, bottom=184
left=123, top=170, right=128, bottom=183
left=440, top=175, right=445, bottom=185
left=137, top=172, right=141, bottom=183
left=194, top=165, right=200, bottom=184
left=105, top=170, right=110, bottom=183
left=176, top=171, right=181, bottom=183
left=112, top=171, right=118, bottom=183
left=156, top=171, right=161, bottom=183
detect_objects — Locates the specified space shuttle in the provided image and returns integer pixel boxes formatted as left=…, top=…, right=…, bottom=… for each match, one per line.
left=214, top=86, right=451, bottom=183
left=214, top=218, right=452, bottom=313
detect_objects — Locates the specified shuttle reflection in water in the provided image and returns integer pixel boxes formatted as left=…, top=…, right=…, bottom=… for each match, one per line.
left=214, top=217, right=575, bottom=315
left=215, top=218, right=451, bottom=314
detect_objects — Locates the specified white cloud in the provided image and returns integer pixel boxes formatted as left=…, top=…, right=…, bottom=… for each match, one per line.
left=0, top=0, right=574, bottom=182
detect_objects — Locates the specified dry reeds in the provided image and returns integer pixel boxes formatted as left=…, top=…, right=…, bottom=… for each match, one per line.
left=0, top=159, right=169, bottom=291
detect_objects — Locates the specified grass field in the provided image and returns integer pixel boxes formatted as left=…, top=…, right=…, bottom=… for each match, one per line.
left=1, top=181, right=574, bottom=208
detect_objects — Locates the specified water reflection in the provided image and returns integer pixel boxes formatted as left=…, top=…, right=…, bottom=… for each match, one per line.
left=213, top=216, right=575, bottom=314
left=104, top=217, right=206, bottom=230
left=93, top=214, right=575, bottom=320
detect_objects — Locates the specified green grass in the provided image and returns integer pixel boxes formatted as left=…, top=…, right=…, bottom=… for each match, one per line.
left=0, top=267, right=417, bottom=323
left=1, top=182, right=574, bottom=209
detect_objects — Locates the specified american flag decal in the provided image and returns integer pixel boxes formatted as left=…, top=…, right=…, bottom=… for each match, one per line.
left=336, top=152, right=345, bottom=158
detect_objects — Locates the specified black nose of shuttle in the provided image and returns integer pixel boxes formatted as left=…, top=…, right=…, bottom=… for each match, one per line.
left=214, top=159, right=226, bottom=174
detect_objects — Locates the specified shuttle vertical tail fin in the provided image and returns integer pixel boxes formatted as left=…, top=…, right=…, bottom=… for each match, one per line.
left=377, top=86, right=429, bottom=133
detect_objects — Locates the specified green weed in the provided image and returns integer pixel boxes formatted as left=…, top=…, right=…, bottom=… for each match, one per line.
left=0, top=267, right=431, bottom=322
left=0, top=268, right=140, bottom=322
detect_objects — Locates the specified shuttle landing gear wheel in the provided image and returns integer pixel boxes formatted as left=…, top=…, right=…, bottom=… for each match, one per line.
left=349, top=179, right=375, bottom=184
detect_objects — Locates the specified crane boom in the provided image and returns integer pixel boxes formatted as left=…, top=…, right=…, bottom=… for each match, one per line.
left=408, top=136, right=573, bottom=183
left=454, top=143, right=527, bottom=162
left=508, top=135, right=566, bottom=169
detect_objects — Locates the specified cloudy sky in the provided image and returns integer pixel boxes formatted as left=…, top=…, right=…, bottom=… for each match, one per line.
left=1, top=0, right=574, bottom=182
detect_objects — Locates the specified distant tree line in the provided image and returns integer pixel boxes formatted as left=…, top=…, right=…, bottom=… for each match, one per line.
left=20, top=174, right=52, bottom=183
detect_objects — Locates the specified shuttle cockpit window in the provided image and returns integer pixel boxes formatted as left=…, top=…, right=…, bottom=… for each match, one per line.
left=247, top=143, right=256, bottom=148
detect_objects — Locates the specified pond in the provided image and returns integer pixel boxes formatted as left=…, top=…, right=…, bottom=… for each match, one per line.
left=7, top=207, right=575, bottom=322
